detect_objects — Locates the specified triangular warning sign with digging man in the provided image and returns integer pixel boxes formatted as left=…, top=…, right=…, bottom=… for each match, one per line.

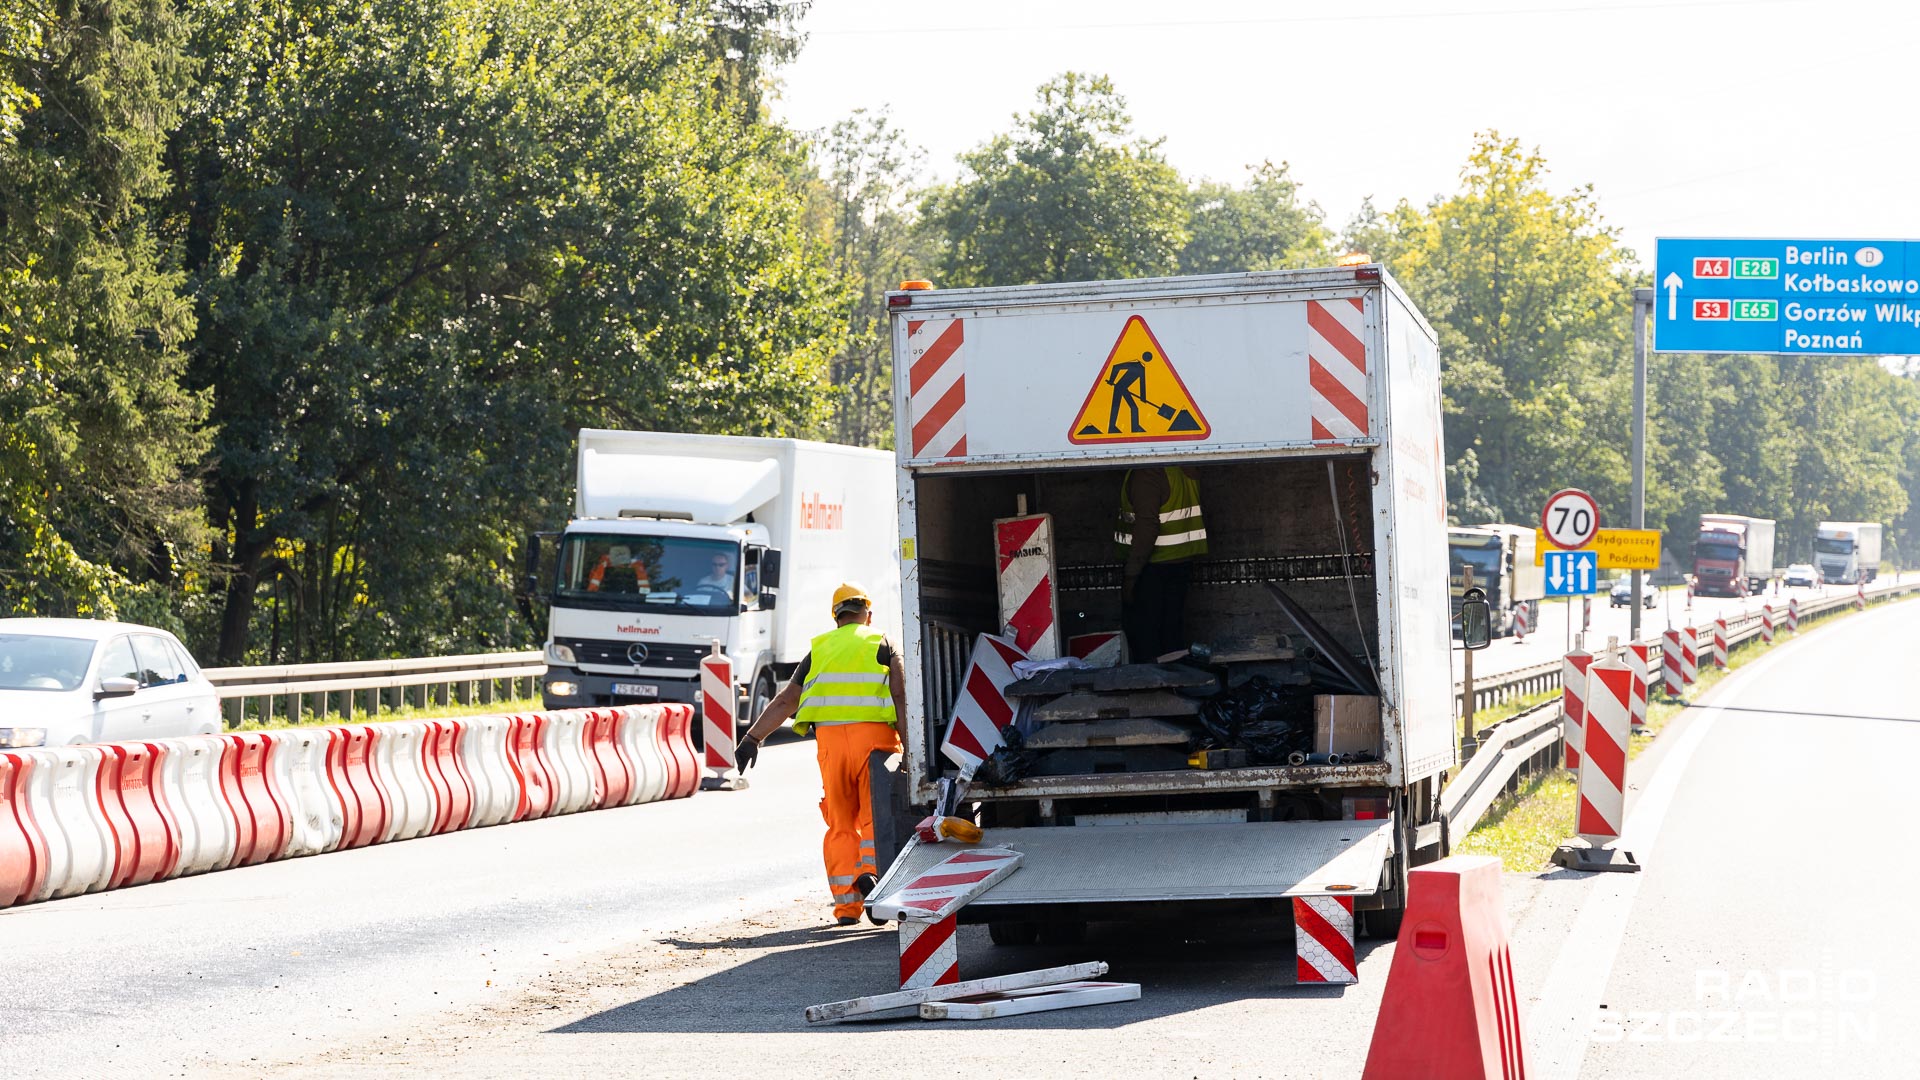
left=1068, top=315, right=1210, bottom=444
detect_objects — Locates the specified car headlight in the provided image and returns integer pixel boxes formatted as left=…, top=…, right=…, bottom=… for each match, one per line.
left=0, top=727, right=48, bottom=748
left=548, top=642, right=576, bottom=665
left=545, top=680, right=579, bottom=698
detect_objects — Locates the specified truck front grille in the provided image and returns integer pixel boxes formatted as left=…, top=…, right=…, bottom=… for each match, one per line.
left=556, top=637, right=708, bottom=669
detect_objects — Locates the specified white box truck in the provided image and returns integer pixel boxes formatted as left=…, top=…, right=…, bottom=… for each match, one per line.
left=1448, top=524, right=1545, bottom=637
left=1695, top=513, right=1776, bottom=597
left=871, top=265, right=1455, bottom=937
left=1814, top=521, right=1882, bottom=584
left=524, top=431, right=899, bottom=719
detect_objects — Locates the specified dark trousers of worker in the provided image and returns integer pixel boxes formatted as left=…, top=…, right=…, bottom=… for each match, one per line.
left=1123, top=561, right=1192, bottom=662
left=815, top=722, right=901, bottom=919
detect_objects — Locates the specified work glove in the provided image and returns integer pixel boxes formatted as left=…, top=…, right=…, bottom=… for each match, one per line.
left=735, top=734, right=760, bottom=772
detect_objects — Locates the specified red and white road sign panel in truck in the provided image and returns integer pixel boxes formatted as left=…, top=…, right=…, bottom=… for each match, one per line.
left=872, top=266, right=1455, bottom=940
left=1694, top=513, right=1776, bottom=597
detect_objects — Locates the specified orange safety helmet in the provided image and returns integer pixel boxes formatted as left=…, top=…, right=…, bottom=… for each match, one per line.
left=831, top=582, right=871, bottom=617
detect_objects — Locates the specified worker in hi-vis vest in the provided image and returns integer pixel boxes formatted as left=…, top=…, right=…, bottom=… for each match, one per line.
left=736, top=582, right=905, bottom=926
left=1114, top=465, right=1208, bottom=661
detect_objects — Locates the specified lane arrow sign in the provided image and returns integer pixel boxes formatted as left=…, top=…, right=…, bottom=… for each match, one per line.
left=1548, top=555, right=1565, bottom=590
left=1578, top=555, right=1592, bottom=592
left=1663, top=271, right=1683, bottom=319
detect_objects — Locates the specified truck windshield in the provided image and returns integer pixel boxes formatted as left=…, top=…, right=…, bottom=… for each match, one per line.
left=1813, top=538, right=1853, bottom=555
left=1449, top=544, right=1502, bottom=582
left=1695, top=542, right=1741, bottom=562
left=555, top=533, right=742, bottom=616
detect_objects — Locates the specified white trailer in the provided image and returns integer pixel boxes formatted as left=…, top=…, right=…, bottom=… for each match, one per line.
left=524, top=431, right=899, bottom=720
left=1814, top=521, right=1882, bottom=584
left=873, top=266, right=1455, bottom=937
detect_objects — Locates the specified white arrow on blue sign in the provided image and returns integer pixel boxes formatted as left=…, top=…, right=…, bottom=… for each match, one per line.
left=1545, top=550, right=1598, bottom=597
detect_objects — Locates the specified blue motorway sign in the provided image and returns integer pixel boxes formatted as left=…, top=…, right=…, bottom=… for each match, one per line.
left=1653, top=238, right=1920, bottom=355
left=1544, top=549, right=1598, bottom=597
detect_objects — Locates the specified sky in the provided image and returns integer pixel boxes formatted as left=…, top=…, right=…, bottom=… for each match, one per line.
left=771, top=0, right=1919, bottom=273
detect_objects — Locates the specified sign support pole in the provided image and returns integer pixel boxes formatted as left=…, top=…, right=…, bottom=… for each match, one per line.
left=1630, top=287, right=1652, bottom=644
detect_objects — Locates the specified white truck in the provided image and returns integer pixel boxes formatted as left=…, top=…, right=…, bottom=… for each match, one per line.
left=1814, top=521, right=1882, bottom=585
left=1448, top=524, right=1545, bottom=637
left=870, top=265, right=1457, bottom=939
left=524, top=430, right=899, bottom=719
left=1694, top=513, right=1777, bottom=597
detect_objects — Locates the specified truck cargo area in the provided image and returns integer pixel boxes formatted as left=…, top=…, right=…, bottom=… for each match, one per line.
left=912, top=454, right=1387, bottom=797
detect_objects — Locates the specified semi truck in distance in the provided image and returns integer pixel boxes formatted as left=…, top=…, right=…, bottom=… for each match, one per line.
left=1694, top=513, right=1776, bottom=597
left=1814, top=521, right=1882, bottom=585
left=522, top=430, right=899, bottom=721
left=1448, top=524, right=1546, bottom=637
left=872, top=264, right=1457, bottom=939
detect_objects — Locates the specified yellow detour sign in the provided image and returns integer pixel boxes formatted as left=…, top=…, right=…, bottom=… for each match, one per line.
left=1533, top=528, right=1662, bottom=570
left=1068, top=315, right=1210, bottom=444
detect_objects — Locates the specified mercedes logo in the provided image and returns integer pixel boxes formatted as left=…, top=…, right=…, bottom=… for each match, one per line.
left=625, top=642, right=650, bottom=665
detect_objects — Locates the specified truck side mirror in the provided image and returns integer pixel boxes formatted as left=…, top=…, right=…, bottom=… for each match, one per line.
left=759, top=548, right=781, bottom=610
left=1459, top=587, right=1493, bottom=650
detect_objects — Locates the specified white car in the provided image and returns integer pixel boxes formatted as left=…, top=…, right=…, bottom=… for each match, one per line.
left=0, top=618, right=220, bottom=748
left=1782, top=564, right=1821, bottom=588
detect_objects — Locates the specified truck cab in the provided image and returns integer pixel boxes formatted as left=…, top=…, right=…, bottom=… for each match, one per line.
left=1448, top=524, right=1544, bottom=637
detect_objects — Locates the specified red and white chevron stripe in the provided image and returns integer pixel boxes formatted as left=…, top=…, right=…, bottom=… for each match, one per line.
left=938, top=634, right=1030, bottom=775
left=871, top=847, right=1023, bottom=922
left=1513, top=600, right=1531, bottom=640
left=907, top=317, right=967, bottom=459
left=898, top=915, right=959, bottom=990
left=1561, top=646, right=1592, bottom=770
left=1787, top=598, right=1800, bottom=631
left=700, top=653, right=735, bottom=779
left=1662, top=629, right=1686, bottom=698
left=1712, top=617, right=1729, bottom=670
left=1680, top=627, right=1699, bottom=686
left=1307, top=297, right=1369, bottom=443
left=1761, top=603, right=1775, bottom=644
left=1627, top=641, right=1653, bottom=729
left=1577, top=656, right=1632, bottom=844
left=995, top=514, right=1059, bottom=660
left=1856, top=582, right=1867, bottom=612
left=1293, top=895, right=1356, bottom=984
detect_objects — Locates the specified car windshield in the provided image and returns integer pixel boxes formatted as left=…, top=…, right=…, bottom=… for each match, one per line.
left=554, top=533, right=741, bottom=616
left=0, top=633, right=96, bottom=692
left=1813, top=538, right=1853, bottom=554
left=1695, top=542, right=1741, bottom=562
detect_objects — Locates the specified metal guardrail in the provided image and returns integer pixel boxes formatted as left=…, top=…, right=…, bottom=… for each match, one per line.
left=1441, top=579, right=1920, bottom=836
left=203, top=649, right=546, bottom=726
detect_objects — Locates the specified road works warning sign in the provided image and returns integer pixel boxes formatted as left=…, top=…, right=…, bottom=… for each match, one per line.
left=1066, top=315, right=1210, bottom=444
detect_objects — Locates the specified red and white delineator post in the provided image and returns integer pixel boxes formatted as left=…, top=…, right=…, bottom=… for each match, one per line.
left=872, top=847, right=1024, bottom=990
left=1680, top=627, right=1700, bottom=686
left=1294, top=895, right=1357, bottom=985
left=1661, top=629, right=1688, bottom=701
left=1761, top=603, right=1775, bottom=645
left=1582, top=595, right=1593, bottom=632
left=1551, top=653, right=1640, bottom=873
left=994, top=512, right=1061, bottom=660
left=1787, top=597, right=1800, bottom=632
left=1857, top=582, right=1867, bottom=612
left=1712, top=617, right=1729, bottom=670
left=1560, top=641, right=1592, bottom=770
left=1627, top=641, right=1653, bottom=732
left=699, top=648, right=742, bottom=791
left=1512, top=600, right=1530, bottom=641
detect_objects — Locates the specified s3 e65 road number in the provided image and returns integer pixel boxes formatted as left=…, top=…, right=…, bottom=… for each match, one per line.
left=1541, top=488, right=1600, bottom=550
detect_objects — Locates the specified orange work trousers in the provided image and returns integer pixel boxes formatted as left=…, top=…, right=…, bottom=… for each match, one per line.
left=815, top=722, right=901, bottom=919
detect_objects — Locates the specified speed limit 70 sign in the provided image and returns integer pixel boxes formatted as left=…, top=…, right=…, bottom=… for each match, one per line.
left=1541, top=488, right=1601, bottom=550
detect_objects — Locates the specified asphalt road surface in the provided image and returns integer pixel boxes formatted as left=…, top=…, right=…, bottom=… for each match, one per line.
left=2, top=595, right=1912, bottom=1078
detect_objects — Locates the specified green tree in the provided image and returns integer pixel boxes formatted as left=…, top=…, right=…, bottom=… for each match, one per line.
left=815, top=108, right=930, bottom=448
left=925, top=73, right=1188, bottom=288
left=169, top=0, right=841, bottom=662
left=1180, top=161, right=1329, bottom=275
left=0, top=0, right=208, bottom=616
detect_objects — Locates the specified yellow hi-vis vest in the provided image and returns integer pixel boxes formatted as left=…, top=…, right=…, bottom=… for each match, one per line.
left=1114, top=466, right=1209, bottom=563
left=793, top=623, right=894, bottom=734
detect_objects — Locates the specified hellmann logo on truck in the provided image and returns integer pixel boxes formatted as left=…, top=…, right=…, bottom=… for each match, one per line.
left=615, top=625, right=663, bottom=635
left=801, top=492, right=844, bottom=530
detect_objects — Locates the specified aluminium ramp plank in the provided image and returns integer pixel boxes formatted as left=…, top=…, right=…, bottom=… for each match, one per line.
left=804, top=962, right=1111, bottom=1024
left=877, top=820, right=1394, bottom=906
left=919, top=981, right=1142, bottom=1020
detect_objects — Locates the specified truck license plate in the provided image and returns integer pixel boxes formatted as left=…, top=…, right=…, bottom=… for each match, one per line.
left=611, top=682, right=658, bottom=699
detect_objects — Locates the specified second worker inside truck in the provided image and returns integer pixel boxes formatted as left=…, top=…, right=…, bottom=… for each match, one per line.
left=734, top=583, right=905, bottom=926
left=1115, top=464, right=1208, bottom=661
